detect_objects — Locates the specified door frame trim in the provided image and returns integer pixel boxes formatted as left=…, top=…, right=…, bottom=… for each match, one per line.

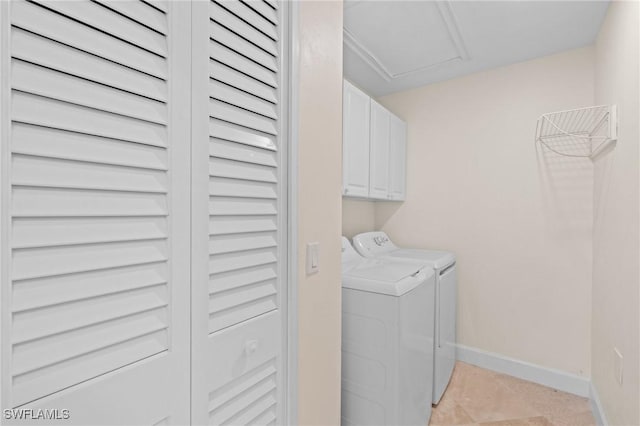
left=286, top=1, right=300, bottom=424
left=0, top=0, right=11, bottom=410
left=189, top=1, right=210, bottom=424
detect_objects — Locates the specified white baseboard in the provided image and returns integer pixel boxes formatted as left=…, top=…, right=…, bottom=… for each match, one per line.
left=456, top=344, right=591, bottom=398
left=589, top=382, right=608, bottom=426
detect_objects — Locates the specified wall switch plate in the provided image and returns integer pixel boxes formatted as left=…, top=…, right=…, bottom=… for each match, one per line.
left=614, top=347, right=623, bottom=385
left=306, top=242, right=320, bottom=275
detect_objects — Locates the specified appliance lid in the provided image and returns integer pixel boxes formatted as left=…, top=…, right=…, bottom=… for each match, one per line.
left=342, top=235, right=436, bottom=296
left=342, top=262, right=434, bottom=296
left=345, top=260, right=424, bottom=282
left=385, top=249, right=455, bottom=270
left=353, top=232, right=456, bottom=270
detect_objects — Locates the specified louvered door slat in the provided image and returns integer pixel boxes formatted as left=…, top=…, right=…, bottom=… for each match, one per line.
left=145, top=0, right=168, bottom=14
left=12, top=92, right=167, bottom=147
left=12, top=288, right=167, bottom=349
left=209, top=281, right=276, bottom=316
left=12, top=123, right=168, bottom=171
left=210, top=2, right=277, bottom=56
left=209, top=265, right=277, bottom=295
left=12, top=187, right=168, bottom=218
left=243, top=0, right=278, bottom=26
left=210, top=197, right=277, bottom=216
left=12, top=155, right=168, bottom=193
left=209, top=157, right=277, bottom=183
left=209, top=376, right=276, bottom=425
left=12, top=60, right=167, bottom=125
left=209, top=216, right=277, bottom=235
left=210, top=21, right=277, bottom=72
left=210, top=177, right=277, bottom=199
left=210, top=99, right=277, bottom=136
left=93, top=0, right=168, bottom=35
left=210, top=118, right=276, bottom=150
left=12, top=216, right=168, bottom=249
left=209, top=298, right=277, bottom=335
left=4, top=1, right=190, bottom=416
left=12, top=239, right=168, bottom=281
left=210, top=59, right=278, bottom=103
left=12, top=0, right=167, bottom=80
left=208, top=362, right=277, bottom=412
left=209, top=248, right=277, bottom=276
left=210, top=80, right=277, bottom=120
left=12, top=308, right=168, bottom=376
left=12, top=330, right=169, bottom=406
left=211, top=44, right=277, bottom=89
left=210, top=233, right=277, bottom=254
left=12, top=263, right=168, bottom=312
left=31, top=0, right=168, bottom=57
left=214, top=1, right=278, bottom=41
left=210, top=139, right=277, bottom=167
left=11, top=28, right=168, bottom=102
left=263, top=0, right=278, bottom=11
left=218, top=392, right=277, bottom=426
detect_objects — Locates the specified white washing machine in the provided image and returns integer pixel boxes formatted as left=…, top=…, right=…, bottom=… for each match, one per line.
left=352, top=232, right=457, bottom=405
left=341, top=237, right=436, bottom=426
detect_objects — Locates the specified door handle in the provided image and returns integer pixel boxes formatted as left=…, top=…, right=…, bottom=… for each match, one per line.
left=244, top=339, right=259, bottom=356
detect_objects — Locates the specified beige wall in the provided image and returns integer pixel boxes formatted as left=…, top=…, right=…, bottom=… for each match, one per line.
left=342, top=198, right=375, bottom=238
left=375, top=47, right=596, bottom=377
left=592, top=2, right=640, bottom=425
left=296, top=2, right=343, bottom=425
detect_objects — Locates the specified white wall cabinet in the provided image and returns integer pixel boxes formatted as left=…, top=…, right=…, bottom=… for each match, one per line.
left=388, top=114, right=407, bottom=200
left=342, top=80, right=371, bottom=197
left=369, top=100, right=391, bottom=199
left=342, top=80, right=407, bottom=201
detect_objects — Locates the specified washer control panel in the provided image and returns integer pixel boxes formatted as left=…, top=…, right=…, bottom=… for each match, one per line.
left=374, top=235, right=390, bottom=246
left=352, top=231, right=397, bottom=257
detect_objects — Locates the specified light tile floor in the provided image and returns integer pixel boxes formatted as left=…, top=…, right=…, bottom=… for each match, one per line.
left=429, top=362, right=596, bottom=426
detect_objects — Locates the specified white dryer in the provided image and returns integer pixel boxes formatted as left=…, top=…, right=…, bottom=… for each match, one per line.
left=341, top=237, right=436, bottom=426
left=352, top=232, right=457, bottom=405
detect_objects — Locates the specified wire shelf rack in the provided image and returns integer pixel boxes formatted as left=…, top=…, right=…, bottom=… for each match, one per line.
left=535, top=105, right=618, bottom=158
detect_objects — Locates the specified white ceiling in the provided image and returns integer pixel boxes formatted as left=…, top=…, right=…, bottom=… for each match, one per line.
left=344, top=1, right=610, bottom=97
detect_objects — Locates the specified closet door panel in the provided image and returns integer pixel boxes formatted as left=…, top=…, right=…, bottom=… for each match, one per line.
left=191, top=0, right=288, bottom=424
left=0, top=1, right=191, bottom=423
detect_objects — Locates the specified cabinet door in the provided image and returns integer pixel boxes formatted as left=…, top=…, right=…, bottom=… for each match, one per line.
left=1, top=1, right=191, bottom=423
left=369, top=100, right=391, bottom=200
left=389, top=114, right=407, bottom=201
left=342, top=80, right=370, bottom=197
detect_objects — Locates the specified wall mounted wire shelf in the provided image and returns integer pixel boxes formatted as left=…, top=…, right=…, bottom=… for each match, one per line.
left=535, top=105, right=618, bottom=158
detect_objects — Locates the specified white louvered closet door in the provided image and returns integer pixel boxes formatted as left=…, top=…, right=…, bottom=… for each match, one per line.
left=191, top=1, right=290, bottom=425
left=0, top=1, right=191, bottom=424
